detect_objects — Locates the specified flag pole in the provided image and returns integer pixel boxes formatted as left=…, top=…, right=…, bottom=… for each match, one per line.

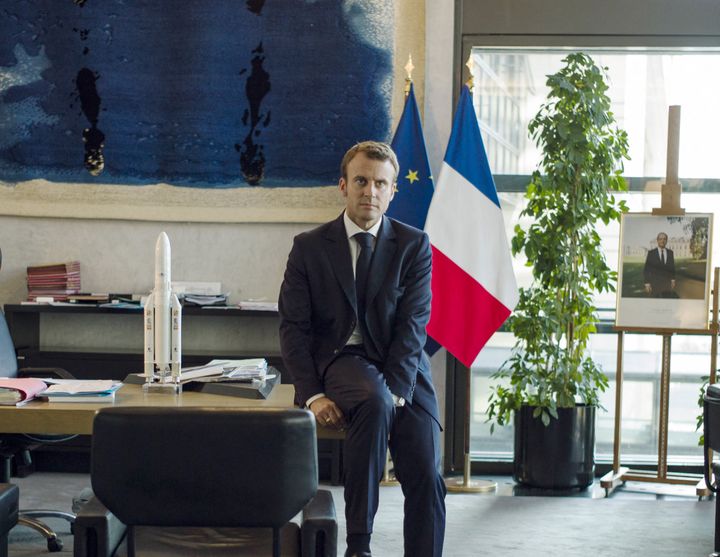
left=445, top=359, right=496, bottom=493
left=382, top=53, right=416, bottom=488
left=445, top=55, right=497, bottom=494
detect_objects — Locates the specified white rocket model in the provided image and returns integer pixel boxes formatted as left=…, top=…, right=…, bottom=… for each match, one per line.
left=143, top=232, right=182, bottom=390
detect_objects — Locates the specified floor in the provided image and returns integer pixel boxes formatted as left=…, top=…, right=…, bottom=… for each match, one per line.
left=7, top=471, right=716, bottom=556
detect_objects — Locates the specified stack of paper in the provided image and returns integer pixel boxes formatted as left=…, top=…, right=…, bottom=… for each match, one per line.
left=221, top=359, right=268, bottom=377
left=182, top=293, right=229, bottom=307
left=0, top=378, right=48, bottom=406
left=237, top=300, right=278, bottom=312
left=180, top=359, right=268, bottom=382
left=42, top=380, right=122, bottom=403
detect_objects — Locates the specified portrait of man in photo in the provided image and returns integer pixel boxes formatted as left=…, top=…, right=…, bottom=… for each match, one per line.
left=643, top=232, right=676, bottom=298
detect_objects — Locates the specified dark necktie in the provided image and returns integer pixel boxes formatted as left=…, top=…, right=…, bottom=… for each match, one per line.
left=661, top=250, right=666, bottom=264
left=354, top=232, right=374, bottom=326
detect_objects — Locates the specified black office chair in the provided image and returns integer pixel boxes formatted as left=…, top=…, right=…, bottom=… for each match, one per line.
left=704, top=383, right=720, bottom=557
left=0, top=310, right=78, bottom=552
left=74, top=407, right=337, bottom=557
left=0, top=484, right=19, bottom=557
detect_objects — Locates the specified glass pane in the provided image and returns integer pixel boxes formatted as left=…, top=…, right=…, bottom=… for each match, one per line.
left=473, top=330, right=709, bottom=465
left=470, top=48, right=720, bottom=179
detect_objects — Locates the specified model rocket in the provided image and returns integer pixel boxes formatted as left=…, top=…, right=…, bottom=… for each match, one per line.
left=143, top=232, right=182, bottom=389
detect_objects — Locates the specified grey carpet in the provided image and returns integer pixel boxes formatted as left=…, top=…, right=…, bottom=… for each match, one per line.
left=6, top=473, right=716, bottom=556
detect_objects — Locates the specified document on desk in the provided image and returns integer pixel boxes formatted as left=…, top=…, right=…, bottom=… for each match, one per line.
left=122, top=366, right=279, bottom=399
left=179, top=359, right=268, bottom=382
left=42, top=380, right=122, bottom=402
left=235, top=299, right=278, bottom=311
left=0, top=378, right=49, bottom=406
left=193, top=371, right=279, bottom=400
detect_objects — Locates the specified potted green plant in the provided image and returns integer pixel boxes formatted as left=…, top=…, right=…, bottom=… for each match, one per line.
left=486, top=52, right=630, bottom=489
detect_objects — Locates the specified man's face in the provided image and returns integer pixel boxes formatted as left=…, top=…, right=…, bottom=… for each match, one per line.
left=339, top=152, right=396, bottom=230
left=657, top=234, right=668, bottom=248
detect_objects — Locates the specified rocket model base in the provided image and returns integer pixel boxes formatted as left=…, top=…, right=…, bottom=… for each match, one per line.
left=142, top=380, right=181, bottom=394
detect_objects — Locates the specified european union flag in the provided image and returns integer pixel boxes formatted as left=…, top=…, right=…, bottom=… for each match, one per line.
left=387, top=83, right=434, bottom=230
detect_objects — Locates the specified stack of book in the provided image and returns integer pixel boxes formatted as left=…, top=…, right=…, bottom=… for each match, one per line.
left=67, top=293, right=110, bottom=304
left=27, top=261, right=81, bottom=301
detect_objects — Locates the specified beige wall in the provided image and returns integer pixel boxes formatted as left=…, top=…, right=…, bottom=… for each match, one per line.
left=0, top=217, right=309, bottom=308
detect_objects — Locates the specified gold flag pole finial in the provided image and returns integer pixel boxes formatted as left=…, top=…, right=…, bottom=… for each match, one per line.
left=404, top=54, right=415, bottom=98
left=465, top=54, right=474, bottom=90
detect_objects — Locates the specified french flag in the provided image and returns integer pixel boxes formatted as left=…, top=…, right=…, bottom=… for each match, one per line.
left=424, top=85, right=519, bottom=368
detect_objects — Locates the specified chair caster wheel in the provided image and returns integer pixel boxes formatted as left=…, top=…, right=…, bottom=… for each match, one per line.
left=47, top=537, right=63, bottom=552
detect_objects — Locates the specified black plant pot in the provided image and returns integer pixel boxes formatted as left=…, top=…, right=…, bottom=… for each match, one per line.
left=513, top=404, right=596, bottom=489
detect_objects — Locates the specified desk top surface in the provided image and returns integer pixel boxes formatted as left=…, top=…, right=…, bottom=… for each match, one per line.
left=0, top=383, right=343, bottom=439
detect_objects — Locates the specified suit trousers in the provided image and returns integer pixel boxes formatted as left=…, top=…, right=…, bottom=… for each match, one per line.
left=323, top=347, right=446, bottom=557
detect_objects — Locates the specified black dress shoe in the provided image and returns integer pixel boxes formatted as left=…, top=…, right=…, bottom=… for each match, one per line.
left=344, top=551, right=372, bottom=557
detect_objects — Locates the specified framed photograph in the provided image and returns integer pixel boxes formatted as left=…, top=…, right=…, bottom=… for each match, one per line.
left=616, top=213, right=713, bottom=330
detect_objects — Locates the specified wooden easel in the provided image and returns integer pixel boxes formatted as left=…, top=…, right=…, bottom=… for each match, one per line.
left=601, top=270, right=719, bottom=496
left=601, top=106, right=718, bottom=496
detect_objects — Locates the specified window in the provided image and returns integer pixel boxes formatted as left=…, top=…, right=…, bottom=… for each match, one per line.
left=470, top=48, right=720, bottom=180
left=469, top=48, right=720, bottom=465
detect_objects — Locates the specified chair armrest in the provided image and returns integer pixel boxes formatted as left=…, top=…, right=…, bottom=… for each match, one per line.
left=0, top=484, right=18, bottom=537
left=705, top=398, right=718, bottom=493
left=73, top=496, right=126, bottom=557
left=301, top=489, right=337, bottom=557
left=19, top=367, right=75, bottom=380
left=711, top=463, right=720, bottom=495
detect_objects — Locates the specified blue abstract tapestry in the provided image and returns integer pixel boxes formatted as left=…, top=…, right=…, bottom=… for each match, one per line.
left=0, top=0, right=393, bottom=187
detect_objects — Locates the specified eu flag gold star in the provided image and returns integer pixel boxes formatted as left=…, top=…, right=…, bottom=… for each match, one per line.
left=405, top=169, right=419, bottom=184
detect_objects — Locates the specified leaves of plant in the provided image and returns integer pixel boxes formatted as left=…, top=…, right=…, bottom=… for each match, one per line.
left=487, top=53, right=629, bottom=428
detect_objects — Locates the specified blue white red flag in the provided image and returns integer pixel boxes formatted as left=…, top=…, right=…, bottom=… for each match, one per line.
left=388, top=83, right=434, bottom=230
left=424, top=85, right=519, bottom=367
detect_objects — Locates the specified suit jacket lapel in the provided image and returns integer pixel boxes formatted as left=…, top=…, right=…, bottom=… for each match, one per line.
left=366, top=217, right=397, bottom=305
left=324, top=214, right=356, bottom=309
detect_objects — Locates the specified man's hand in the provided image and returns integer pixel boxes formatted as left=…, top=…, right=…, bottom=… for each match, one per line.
left=644, top=283, right=652, bottom=294
left=309, top=396, right=346, bottom=430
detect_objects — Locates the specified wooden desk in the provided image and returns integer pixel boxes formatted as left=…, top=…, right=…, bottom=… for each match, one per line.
left=0, top=383, right=344, bottom=439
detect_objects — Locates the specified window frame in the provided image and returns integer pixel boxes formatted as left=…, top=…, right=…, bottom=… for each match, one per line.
left=446, top=0, right=720, bottom=474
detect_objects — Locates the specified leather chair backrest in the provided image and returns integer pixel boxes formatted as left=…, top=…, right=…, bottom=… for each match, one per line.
left=91, top=407, right=317, bottom=528
left=0, top=313, right=18, bottom=378
left=706, top=385, right=720, bottom=451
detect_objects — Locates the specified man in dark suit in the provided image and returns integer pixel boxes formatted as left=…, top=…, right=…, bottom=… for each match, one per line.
left=278, top=141, right=445, bottom=557
left=644, top=232, right=676, bottom=298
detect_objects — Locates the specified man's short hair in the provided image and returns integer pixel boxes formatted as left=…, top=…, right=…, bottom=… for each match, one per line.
left=657, top=232, right=668, bottom=240
left=340, top=141, right=399, bottom=182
